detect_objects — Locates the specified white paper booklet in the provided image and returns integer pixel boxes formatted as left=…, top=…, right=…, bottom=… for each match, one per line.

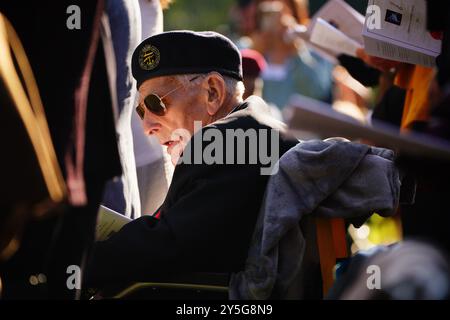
left=309, top=0, right=365, bottom=44
left=96, top=205, right=131, bottom=241
left=310, top=18, right=363, bottom=57
left=362, top=0, right=441, bottom=67
left=292, top=0, right=364, bottom=58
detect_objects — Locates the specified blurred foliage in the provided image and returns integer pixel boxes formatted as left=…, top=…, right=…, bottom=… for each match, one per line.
left=163, top=0, right=368, bottom=33
left=309, top=0, right=368, bottom=16
left=164, top=0, right=237, bottom=33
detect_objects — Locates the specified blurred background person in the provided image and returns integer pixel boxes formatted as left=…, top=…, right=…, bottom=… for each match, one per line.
left=355, top=48, right=435, bottom=133
left=234, top=0, right=257, bottom=37
left=240, top=48, right=286, bottom=120
left=331, top=65, right=371, bottom=124
left=336, top=51, right=406, bottom=131
left=104, top=0, right=176, bottom=219
left=241, top=48, right=267, bottom=99
left=251, top=0, right=334, bottom=110
left=131, top=0, right=175, bottom=216
left=101, top=0, right=142, bottom=219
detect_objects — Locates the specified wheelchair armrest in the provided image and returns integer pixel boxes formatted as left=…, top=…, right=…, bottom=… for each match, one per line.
left=94, top=272, right=230, bottom=299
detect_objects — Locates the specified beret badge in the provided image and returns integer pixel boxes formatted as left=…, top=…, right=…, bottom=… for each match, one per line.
left=139, top=44, right=160, bottom=71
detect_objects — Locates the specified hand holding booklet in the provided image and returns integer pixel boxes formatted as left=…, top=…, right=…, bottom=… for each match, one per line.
left=295, top=0, right=364, bottom=58
left=362, top=0, right=441, bottom=67
left=308, top=0, right=365, bottom=45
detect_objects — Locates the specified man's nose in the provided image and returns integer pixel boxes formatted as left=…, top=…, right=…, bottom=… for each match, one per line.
left=142, top=115, right=162, bottom=135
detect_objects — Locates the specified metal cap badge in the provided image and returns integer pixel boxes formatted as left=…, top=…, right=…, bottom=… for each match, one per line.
left=139, top=44, right=160, bottom=71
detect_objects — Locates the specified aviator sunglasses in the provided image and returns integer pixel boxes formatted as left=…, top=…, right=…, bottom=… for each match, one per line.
left=136, top=75, right=201, bottom=119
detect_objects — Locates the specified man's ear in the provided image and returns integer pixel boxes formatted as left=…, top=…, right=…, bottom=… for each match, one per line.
left=204, top=73, right=226, bottom=116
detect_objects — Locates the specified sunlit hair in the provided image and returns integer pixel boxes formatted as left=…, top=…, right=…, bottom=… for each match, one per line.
left=159, top=0, right=173, bottom=10
left=170, top=73, right=245, bottom=103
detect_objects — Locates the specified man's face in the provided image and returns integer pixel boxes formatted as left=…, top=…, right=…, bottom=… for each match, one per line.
left=138, top=76, right=208, bottom=164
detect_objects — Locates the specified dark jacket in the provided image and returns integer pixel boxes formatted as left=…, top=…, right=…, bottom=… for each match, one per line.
left=87, top=96, right=298, bottom=286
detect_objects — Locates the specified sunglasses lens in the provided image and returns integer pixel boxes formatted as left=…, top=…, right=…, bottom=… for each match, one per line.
left=145, top=94, right=166, bottom=116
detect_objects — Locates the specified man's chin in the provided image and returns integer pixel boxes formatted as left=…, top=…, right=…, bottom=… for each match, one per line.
left=169, top=154, right=180, bottom=166
left=166, top=141, right=183, bottom=166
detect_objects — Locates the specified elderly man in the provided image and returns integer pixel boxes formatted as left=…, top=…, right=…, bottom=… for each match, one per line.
left=87, top=31, right=297, bottom=287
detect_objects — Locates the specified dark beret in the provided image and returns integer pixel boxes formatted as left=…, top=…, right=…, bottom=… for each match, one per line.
left=132, top=30, right=243, bottom=89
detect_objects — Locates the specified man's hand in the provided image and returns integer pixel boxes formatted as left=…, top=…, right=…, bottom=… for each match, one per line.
left=356, top=48, right=404, bottom=73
